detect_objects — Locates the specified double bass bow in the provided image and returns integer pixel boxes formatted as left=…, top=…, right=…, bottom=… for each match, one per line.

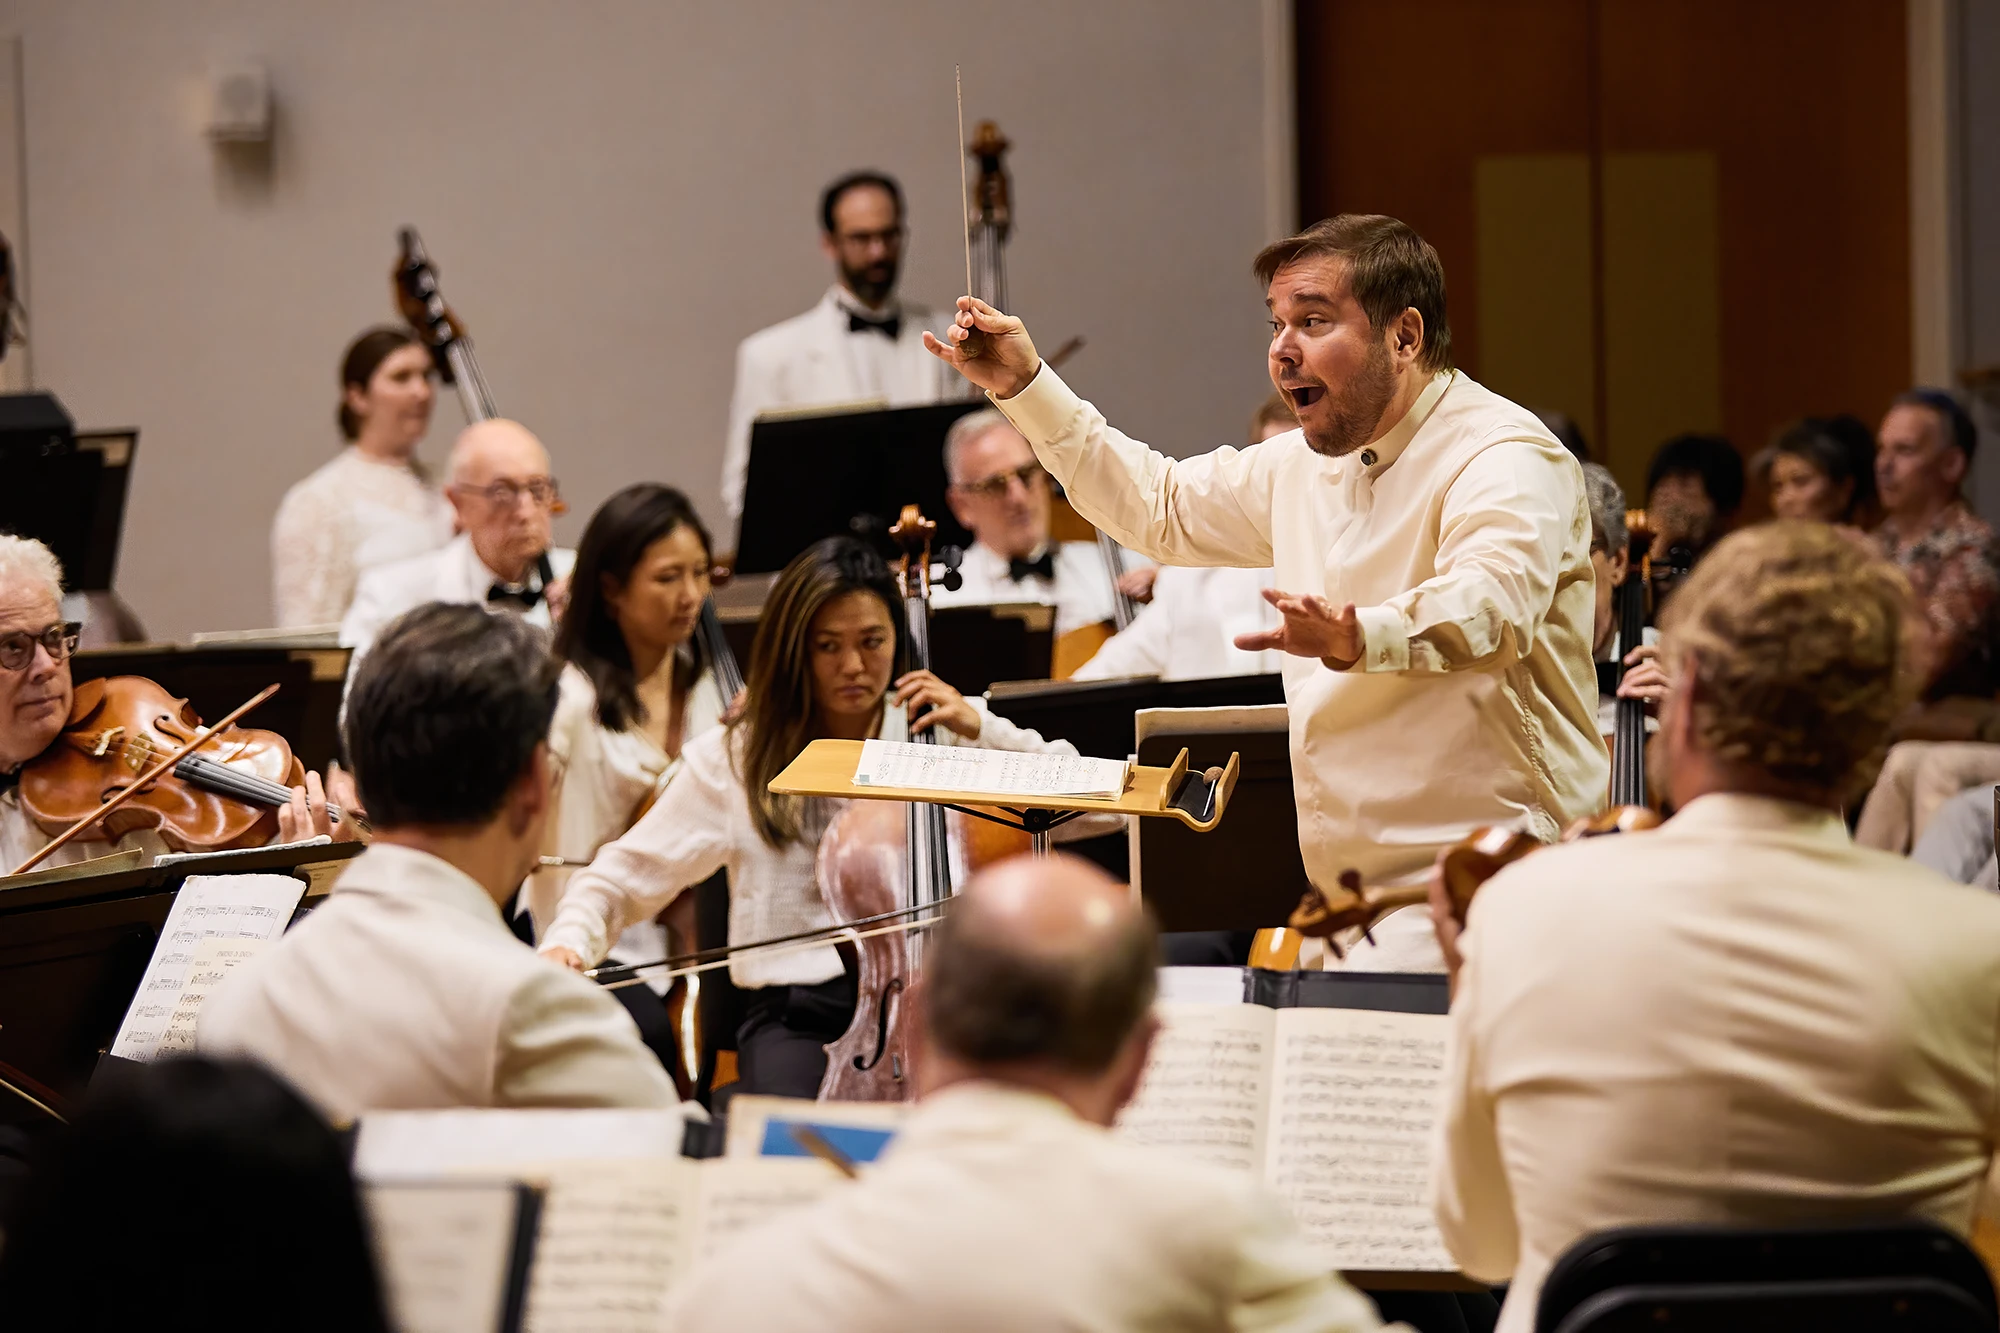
left=391, top=228, right=744, bottom=694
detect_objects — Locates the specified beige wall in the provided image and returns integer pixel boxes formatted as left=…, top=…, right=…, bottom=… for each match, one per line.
left=3, top=1, right=1279, bottom=637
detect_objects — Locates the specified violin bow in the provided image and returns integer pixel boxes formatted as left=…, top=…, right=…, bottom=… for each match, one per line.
left=9, top=683, right=282, bottom=877
left=588, top=898, right=952, bottom=991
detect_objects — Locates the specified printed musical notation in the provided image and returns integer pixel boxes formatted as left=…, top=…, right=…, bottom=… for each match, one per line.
left=1266, top=1009, right=1454, bottom=1272
left=521, top=1159, right=691, bottom=1333
left=853, top=740, right=1130, bottom=799
left=1116, top=1003, right=1274, bottom=1173
left=155, top=937, right=266, bottom=1056
left=109, top=873, right=304, bottom=1061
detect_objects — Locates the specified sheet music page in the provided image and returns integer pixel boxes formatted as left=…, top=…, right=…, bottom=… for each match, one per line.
left=109, top=872, right=303, bottom=1060
left=692, top=1157, right=845, bottom=1261
left=354, top=1108, right=691, bottom=1178
left=515, top=1158, right=697, bottom=1333
left=1114, top=1001, right=1276, bottom=1173
left=1263, top=1007, right=1453, bottom=1271
left=365, top=1179, right=525, bottom=1333
left=156, top=936, right=266, bottom=1056
left=853, top=739, right=1129, bottom=798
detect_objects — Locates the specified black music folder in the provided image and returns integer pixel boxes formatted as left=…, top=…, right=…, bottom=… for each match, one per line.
left=736, top=400, right=983, bottom=574
left=0, top=392, right=139, bottom=594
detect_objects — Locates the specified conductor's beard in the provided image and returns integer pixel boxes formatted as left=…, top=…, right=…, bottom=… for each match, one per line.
left=1297, top=337, right=1397, bottom=460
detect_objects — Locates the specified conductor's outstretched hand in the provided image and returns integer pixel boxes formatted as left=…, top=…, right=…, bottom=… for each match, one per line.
left=923, top=296, right=1041, bottom=400
left=1235, top=588, right=1364, bottom=669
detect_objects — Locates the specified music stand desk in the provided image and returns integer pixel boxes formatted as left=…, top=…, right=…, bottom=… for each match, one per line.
left=769, top=739, right=1240, bottom=854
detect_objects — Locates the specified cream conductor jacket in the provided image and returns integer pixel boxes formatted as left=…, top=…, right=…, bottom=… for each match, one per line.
left=992, top=364, right=1607, bottom=893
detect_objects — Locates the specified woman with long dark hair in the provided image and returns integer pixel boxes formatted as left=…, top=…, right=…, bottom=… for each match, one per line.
left=271, top=326, right=453, bottom=627
left=539, top=535, right=1075, bottom=1098
left=531, top=483, right=725, bottom=1064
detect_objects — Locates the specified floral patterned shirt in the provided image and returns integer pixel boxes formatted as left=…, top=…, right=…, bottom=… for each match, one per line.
left=1874, top=502, right=2000, bottom=698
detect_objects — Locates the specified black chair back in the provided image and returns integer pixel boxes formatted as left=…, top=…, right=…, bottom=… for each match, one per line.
left=1538, top=1221, right=1996, bottom=1332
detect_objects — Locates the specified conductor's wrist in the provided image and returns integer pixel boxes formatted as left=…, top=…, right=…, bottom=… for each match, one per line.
left=1320, top=643, right=1361, bottom=672
left=993, top=359, right=1042, bottom=402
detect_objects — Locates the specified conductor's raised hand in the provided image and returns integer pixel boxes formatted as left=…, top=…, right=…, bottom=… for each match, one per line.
left=1234, top=588, right=1364, bottom=669
left=922, top=296, right=1040, bottom=400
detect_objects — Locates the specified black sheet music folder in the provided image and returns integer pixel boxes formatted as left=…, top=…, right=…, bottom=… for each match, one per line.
left=736, top=400, right=983, bottom=574
left=1180, top=966, right=1450, bottom=1014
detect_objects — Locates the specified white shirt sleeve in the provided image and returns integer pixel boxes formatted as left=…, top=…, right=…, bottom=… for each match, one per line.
left=992, top=364, right=1280, bottom=569
left=493, top=965, right=679, bottom=1107
left=1073, top=598, right=1172, bottom=679
left=1350, top=437, right=1581, bottom=676
left=1231, top=1192, right=1400, bottom=1331
left=1429, top=918, right=1520, bottom=1284
left=541, top=735, right=735, bottom=966
left=272, top=481, right=348, bottom=628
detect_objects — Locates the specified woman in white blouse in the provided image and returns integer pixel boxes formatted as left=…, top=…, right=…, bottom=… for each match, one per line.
left=270, top=328, right=454, bottom=627
left=541, top=535, right=1076, bottom=1099
left=531, top=483, right=725, bottom=1070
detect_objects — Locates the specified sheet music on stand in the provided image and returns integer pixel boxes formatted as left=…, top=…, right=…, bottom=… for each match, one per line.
left=365, top=1178, right=542, bottom=1333
left=106, top=873, right=303, bottom=1061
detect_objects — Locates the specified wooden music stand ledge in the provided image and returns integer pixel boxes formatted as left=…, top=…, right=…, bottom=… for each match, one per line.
left=770, top=740, right=1240, bottom=855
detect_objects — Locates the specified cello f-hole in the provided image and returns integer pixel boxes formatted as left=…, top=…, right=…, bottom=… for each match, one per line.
left=852, top=978, right=905, bottom=1074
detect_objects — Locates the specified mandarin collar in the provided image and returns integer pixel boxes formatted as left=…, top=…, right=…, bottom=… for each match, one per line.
left=1346, top=369, right=1455, bottom=478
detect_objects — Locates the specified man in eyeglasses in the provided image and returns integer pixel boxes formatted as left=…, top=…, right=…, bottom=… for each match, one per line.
left=0, top=534, right=343, bottom=872
left=340, top=418, right=576, bottom=661
left=931, top=408, right=1127, bottom=639
left=718, top=170, right=967, bottom=532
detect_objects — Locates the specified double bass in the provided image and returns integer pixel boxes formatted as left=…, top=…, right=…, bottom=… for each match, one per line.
left=815, top=506, right=1024, bottom=1100
left=390, top=227, right=747, bottom=696
left=957, top=116, right=1127, bottom=677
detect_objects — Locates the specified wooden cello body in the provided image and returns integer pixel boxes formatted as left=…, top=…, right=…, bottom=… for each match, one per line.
left=816, top=507, right=1024, bottom=1101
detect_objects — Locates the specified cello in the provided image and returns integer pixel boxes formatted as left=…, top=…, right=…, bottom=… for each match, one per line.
left=815, top=505, right=1024, bottom=1101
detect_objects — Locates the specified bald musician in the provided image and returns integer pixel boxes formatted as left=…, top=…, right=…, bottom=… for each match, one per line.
left=201, top=604, right=676, bottom=1119
left=340, top=419, right=576, bottom=659
left=668, top=854, right=1396, bottom=1332
left=928, top=214, right=1605, bottom=966
left=0, top=534, right=341, bottom=873
left=1428, top=523, right=2000, bottom=1333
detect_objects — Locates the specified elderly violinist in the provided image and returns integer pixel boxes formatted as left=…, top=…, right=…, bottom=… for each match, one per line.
left=200, top=603, right=677, bottom=1119
left=340, top=418, right=576, bottom=660
left=0, top=534, right=340, bottom=874
left=928, top=213, right=1605, bottom=969
left=1427, top=523, right=2000, bottom=1333
left=667, top=854, right=1398, bottom=1333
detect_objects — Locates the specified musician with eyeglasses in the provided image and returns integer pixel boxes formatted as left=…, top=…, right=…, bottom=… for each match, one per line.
left=0, top=534, right=343, bottom=873
left=929, top=407, right=1130, bottom=639
left=339, top=419, right=576, bottom=661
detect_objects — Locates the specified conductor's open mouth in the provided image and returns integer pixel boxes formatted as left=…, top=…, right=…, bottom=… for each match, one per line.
left=1288, top=385, right=1325, bottom=409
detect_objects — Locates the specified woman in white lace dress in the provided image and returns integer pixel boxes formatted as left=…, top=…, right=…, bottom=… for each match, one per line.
left=270, top=328, right=454, bottom=627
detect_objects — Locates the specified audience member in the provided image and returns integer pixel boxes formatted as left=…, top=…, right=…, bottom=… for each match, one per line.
left=201, top=603, right=677, bottom=1118
left=1754, top=415, right=1876, bottom=525
left=1644, top=432, right=1744, bottom=572
left=0, top=1056, right=393, bottom=1331
left=668, top=855, right=1397, bottom=1332
left=1430, top=521, right=2000, bottom=1333
left=1872, top=388, right=1999, bottom=699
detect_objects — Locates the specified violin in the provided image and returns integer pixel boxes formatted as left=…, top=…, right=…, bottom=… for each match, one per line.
left=1283, top=805, right=1663, bottom=954
left=815, top=505, right=1026, bottom=1101
left=14, top=677, right=308, bottom=872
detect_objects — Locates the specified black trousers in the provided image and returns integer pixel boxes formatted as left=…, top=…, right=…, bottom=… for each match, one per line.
left=608, top=980, right=682, bottom=1077
left=735, top=973, right=858, bottom=1100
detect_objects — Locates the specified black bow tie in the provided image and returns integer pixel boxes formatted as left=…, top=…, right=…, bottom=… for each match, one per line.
left=487, top=582, right=542, bottom=610
left=848, top=311, right=901, bottom=340
left=1008, top=551, right=1056, bottom=583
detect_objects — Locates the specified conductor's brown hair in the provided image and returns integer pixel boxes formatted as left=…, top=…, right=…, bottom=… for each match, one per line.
left=1659, top=521, right=1916, bottom=805
left=1254, top=214, right=1454, bottom=373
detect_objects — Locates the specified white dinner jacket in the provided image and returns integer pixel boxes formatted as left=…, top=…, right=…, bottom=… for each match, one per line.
left=667, top=1082, right=1396, bottom=1332
left=199, top=843, right=677, bottom=1120
left=339, top=533, right=577, bottom=661
left=721, top=286, right=962, bottom=527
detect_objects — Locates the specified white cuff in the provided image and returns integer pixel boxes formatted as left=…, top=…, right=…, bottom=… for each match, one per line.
left=988, top=362, right=1084, bottom=448
left=1350, top=605, right=1410, bottom=673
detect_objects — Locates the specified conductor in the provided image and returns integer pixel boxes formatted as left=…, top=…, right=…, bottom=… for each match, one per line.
left=926, top=214, right=1607, bottom=966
